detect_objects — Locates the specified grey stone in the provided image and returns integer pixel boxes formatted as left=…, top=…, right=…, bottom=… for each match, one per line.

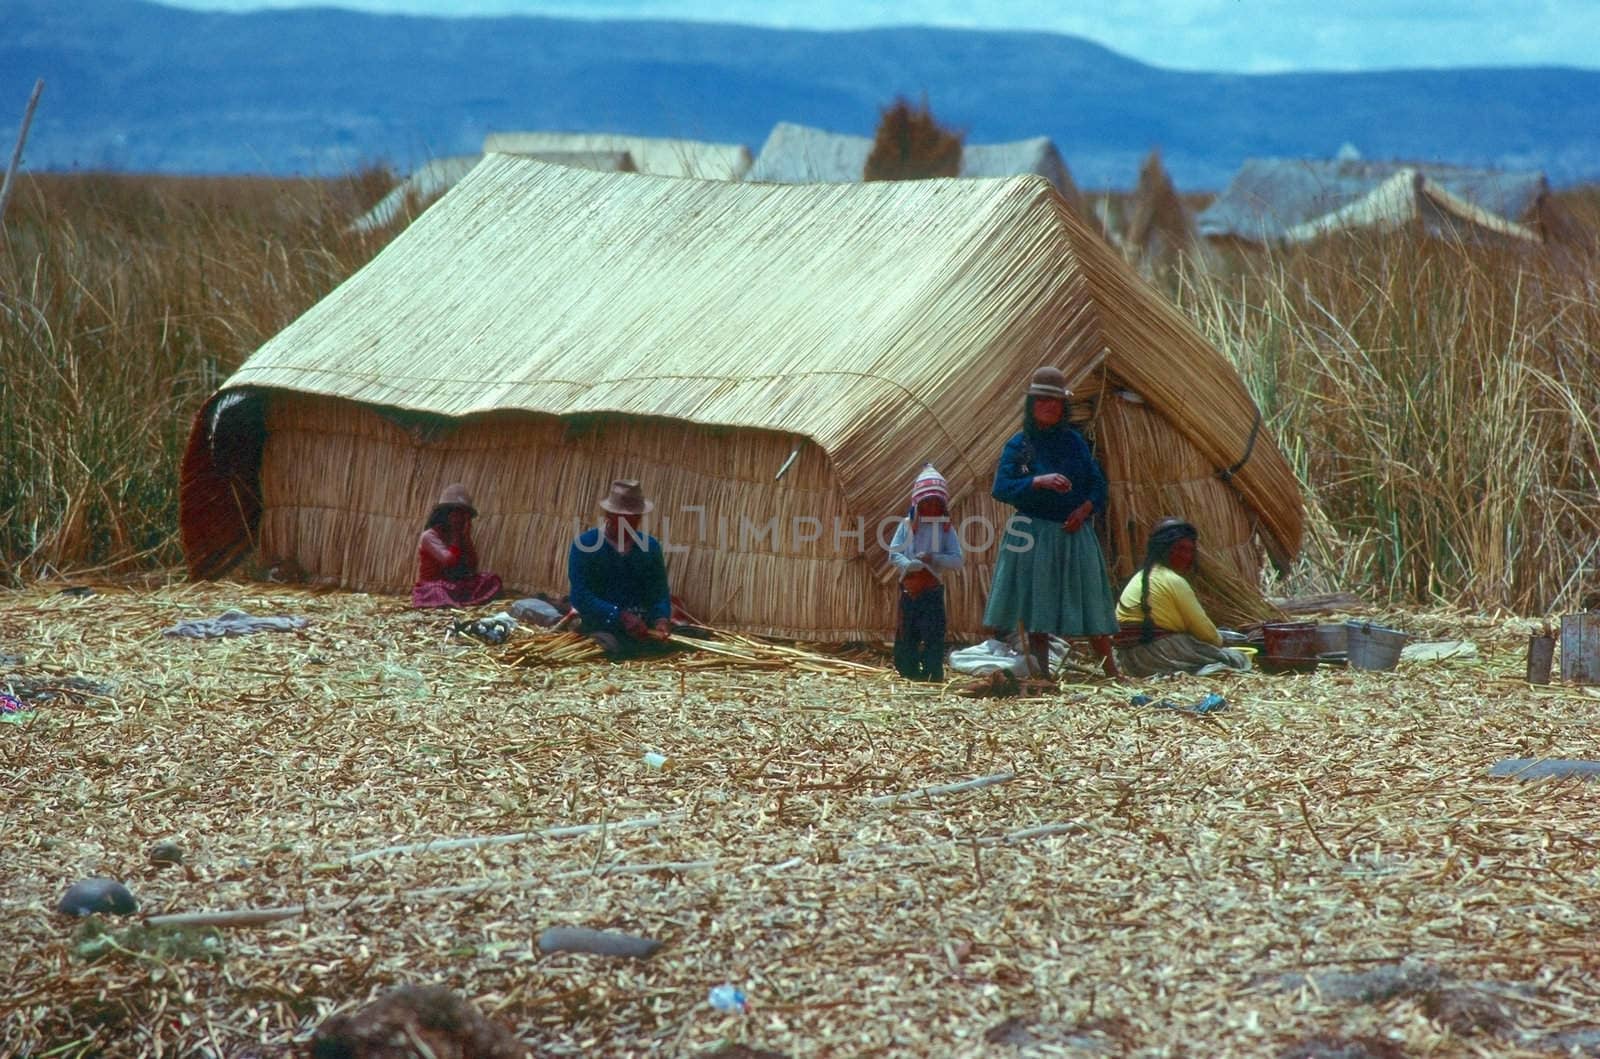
left=983, top=1016, right=1115, bottom=1052
left=1277, top=960, right=1439, bottom=1003
left=537, top=926, right=661, bottom=959
left=1489, top=758, right=1600, bottom=780
left=509, top=598, right=565, bottom=627
left=58, top=878, right=138, bottom=917
left=1539, top=1027, right=1600, bottom=1054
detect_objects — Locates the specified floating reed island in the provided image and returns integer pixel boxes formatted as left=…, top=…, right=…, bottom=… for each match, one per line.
left=5, top=579, right=1600, bottom=1056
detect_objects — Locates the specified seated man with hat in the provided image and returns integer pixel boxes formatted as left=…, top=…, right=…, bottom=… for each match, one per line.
left=567, top=479, right=674, bottom=655
left=412, top=483, right=503, bottom=608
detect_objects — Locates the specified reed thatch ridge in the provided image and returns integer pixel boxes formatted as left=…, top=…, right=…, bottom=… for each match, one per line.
left=181, top=153, right=1303, bottom=639
left=1197, top=157, right=1575, bottom=244
left=745, top=122, right=1083, bottom=210
left=480, top=131, right=752, bottom=180
left=1124, top=149, right=1212, bottom=269
left=351, top=151, right=636, bottom=233
left=1281, top=168, right=1538, bottom=244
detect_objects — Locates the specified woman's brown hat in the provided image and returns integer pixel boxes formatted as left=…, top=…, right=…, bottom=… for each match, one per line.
left=1025, top=366, right=1070, bottom=399
left=429, top=483, right=477, bottom=519
left=598, top=479, right=654, bottom=515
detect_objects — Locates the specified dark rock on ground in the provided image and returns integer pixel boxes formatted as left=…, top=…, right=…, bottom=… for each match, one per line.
left=57, top=878, right=138, bottom=917
left=1277, top=1035, right=1407, bottom=1059
left=148, top=840, right=184, bottom=866
left=309, top=984, right=527, bottom=1059
left=1419, top=987, right=1512, bottom=1035
left=1278, top=960, right=1439, bottom=1003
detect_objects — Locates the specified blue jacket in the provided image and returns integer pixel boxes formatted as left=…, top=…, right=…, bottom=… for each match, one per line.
left=567, top=528, right=671, bottom=629
left=991, top=427, right=1107, bottom=522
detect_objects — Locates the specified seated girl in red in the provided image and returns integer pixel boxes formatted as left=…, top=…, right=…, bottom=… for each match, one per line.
left=411, top=484, right=503, bottom=609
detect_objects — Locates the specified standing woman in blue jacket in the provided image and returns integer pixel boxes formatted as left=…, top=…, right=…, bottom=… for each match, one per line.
left=983, top=366, right=1119, bottom=678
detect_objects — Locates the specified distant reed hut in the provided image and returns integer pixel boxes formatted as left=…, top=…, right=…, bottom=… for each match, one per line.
left=181, top=154, right=1303, bottom=639
left=1197, top=158, right=1579, bottom=246
left=352, top=151, right=635, bottom=233
left=480, top=131, right=753, bottom=180
left=745, top=122, right=1084, bottom=213
left=1124, top=150, right=1212, bottom=270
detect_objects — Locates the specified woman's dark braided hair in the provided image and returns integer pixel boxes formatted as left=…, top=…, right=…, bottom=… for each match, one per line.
left=1138, top=518, right=1199, bottom=644
left=425, top=504, right=468, bottom=533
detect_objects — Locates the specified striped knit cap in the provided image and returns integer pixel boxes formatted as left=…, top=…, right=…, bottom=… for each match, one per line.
left=910, top=464, right=949, bottom=507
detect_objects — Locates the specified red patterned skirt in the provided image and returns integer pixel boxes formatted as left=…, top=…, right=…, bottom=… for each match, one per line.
left=411, top=573, right=503, bottom=609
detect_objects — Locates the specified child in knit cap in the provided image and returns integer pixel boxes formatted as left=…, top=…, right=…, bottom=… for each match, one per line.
left=887, top=464, right=964, bottom=681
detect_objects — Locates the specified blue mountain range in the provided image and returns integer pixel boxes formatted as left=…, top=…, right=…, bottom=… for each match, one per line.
left=8, top=0, right=1600, bottom=189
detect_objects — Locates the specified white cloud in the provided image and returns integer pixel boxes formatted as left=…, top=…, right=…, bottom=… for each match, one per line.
left=154, top=0, right=1600, bottom=72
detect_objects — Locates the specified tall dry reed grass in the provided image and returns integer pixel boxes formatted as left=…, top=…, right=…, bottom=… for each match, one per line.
left=2, top=171, right=1596, bottom=613
left=0, top=169, right=389, bottom=582
left=1176, top=224, right=1600, bottom=612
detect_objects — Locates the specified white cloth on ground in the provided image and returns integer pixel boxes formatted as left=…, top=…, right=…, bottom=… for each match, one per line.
left=162, top=609, right=309, bottom=639
left=948, top=636, right=1068, bottom=678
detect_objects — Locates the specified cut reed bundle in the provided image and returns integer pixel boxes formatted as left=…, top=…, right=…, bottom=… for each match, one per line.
left=500, top=630, right=606, bottom=667
left=664, top=632, right=888, bottom=675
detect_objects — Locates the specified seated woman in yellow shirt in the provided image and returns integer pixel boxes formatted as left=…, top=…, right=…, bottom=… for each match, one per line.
left=1113, top=517, right=1251, bottom=678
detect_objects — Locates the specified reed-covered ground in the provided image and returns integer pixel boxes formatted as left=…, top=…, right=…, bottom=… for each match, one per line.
left=3, top=170, right=1597, bottom=611
left=5, top=581, right=1600, bottom=1058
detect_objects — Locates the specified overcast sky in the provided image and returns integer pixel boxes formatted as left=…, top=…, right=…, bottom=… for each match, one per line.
left=153, top=0, right=1600, bottom=73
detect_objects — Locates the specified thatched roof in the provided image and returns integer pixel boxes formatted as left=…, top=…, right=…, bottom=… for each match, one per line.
left=351, top=151, right=636, bottom=233
left=202, top=153, right=1302, bottom=572
left=351, top=155, right=482, bottom=233
left=960, top=138, right=1080, bottom=207
left=1280, top=168, right=1539, bottom=243
left=745, top=123, right=1082, bottom=206
left=744, top=122, right=869, bottom=183
left=1197, top=158, right=1553, bottom=243
left=480, top=131, right=751, bottom=180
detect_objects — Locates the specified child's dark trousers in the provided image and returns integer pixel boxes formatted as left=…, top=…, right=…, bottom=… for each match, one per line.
left=894, top=585, right=947, bottom=681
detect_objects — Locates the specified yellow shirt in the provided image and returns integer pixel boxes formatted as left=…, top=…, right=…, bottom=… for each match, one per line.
left=1115, top=565, right=1221, bottom=646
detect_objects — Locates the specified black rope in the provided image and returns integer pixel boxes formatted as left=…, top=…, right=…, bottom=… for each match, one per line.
left=1216, top=407, right=1262, bottom=482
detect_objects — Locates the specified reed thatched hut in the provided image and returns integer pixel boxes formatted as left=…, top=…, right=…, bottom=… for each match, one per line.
left=352, top=151, right=636, bottom=233
left=182, top=154, right=1303, bottom=640
left=480, top=131, right=752, bottom=180
left=1197, top=158, right=1576, bottom=245
left=745, top=122, right=1083, bottom=211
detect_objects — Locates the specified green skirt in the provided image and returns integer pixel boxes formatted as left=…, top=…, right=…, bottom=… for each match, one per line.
left=982, top=515, right=1118, bottom=637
